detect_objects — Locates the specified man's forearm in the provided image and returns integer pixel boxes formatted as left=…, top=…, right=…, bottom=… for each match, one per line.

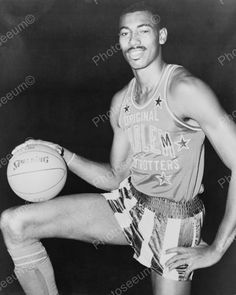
left=63, top=148, right=123, bottom=191
left=211, top=169, right=236, bottom=256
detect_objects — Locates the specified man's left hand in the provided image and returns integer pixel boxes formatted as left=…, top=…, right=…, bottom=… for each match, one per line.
left=165, top=245, right=222, bottom=279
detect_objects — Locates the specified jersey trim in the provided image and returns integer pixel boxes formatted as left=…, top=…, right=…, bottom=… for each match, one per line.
left=164, top=65, right=202, bottom=132
left=118, top=85, right=131, bottom=128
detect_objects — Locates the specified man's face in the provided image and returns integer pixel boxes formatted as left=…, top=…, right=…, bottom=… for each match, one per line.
left=119, top=11, right=161, bottom=70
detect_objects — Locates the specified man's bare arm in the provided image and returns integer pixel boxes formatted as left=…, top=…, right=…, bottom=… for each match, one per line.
left=165, top=74, right=236, bottom=276
left=175, top=77, right=236, bottom=253
left=63, top=87, right=132, bottom=191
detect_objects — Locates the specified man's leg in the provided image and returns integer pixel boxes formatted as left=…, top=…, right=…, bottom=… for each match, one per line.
left=0, top=193, right=129, bottom=295
left=151, top=271, right=191, bottom=295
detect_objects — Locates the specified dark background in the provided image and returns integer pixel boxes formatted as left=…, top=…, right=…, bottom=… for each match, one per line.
left=0, top=0, right=236, bottom=294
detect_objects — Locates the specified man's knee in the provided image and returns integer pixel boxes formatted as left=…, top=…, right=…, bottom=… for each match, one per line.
left=0, top=206, right=28, bottom=245
left=0, top=208, right=15, bottom=232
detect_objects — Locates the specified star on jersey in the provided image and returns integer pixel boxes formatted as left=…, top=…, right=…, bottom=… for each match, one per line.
left=175, top=135, right=191, bottom=152
left=156, top=172, right=172, bottom=185
left=155, top=96, right=163, bottom=108
left=124, top=105, right=130, bottom=112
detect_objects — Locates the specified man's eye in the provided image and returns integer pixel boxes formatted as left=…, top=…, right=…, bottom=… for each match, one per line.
left=140, top=29, right=149, bottom=34
left=120, top=32, right=129, bottom=37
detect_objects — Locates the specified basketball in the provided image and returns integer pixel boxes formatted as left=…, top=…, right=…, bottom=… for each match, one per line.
left=7, top=144, right=67, bottom=202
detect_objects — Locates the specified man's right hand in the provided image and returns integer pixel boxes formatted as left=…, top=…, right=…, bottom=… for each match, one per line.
left=11, top=139, right=64, bottom=157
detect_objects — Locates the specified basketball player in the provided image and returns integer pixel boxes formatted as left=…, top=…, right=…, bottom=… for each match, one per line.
left=1, top=2, right=236, bottom=295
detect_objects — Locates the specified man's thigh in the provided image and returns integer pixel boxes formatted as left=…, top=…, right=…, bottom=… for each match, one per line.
left=151, top=271, right=191, bottom=295
left=18, top=193, right=129, bottom=245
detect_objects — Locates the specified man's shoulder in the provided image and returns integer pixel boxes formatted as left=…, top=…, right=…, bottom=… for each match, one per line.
left=167, top=64, right=219, bottom=127
left=169, top=66, right=209, bottom=97
left=168, top=65, right=220, bottom=124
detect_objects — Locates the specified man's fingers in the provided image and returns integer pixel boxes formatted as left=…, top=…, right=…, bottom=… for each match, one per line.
left=168, top=260, right=189, bottom=271
left=184, top=268, right=193, bottom=280
left=165, top=254, right=189, bottom=268
left=11, top=139, right=56, bottom=155
left=11, top=143, right=28, bottom=155
left=11, top=139, right=37, bottom=155
left=25, top=139, right=48, bottom=146
left=26, top=139, right=37, bottom=144
left=165, top=247, right=187, bottom=254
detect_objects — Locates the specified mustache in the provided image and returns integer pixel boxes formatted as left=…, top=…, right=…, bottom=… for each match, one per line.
left=127, top=46, right=146, bottom=53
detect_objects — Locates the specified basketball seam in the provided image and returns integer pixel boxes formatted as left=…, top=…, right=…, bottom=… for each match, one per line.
left=8, top=168, right=66, bottom=177
left=11, top=171, right=67, bottom=195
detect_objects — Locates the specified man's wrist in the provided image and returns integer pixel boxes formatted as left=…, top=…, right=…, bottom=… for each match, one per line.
left=62, top=148, right=75, bottom=166
left=210, top=242, right=225, bottom=257
left=67, top=153, right=76, bottom=167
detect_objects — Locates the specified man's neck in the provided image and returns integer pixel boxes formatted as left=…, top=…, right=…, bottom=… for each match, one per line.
left=133, top=58, right=166, bottom=94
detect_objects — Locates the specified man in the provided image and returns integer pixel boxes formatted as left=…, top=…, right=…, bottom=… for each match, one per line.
left=1, top=2, right=236, bottom=295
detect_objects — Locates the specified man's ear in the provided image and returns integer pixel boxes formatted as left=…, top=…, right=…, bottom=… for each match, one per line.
left=159, top=27, right=168, bottom=45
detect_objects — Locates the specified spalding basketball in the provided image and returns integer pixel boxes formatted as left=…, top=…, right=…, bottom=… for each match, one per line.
left=7, top=144, right=67, bottom=202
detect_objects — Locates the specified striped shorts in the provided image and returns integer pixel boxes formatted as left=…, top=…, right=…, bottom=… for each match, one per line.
left=101, top=176, right=206, bottom=281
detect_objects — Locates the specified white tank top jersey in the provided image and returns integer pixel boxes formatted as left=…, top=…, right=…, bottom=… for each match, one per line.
left=118, top=64, right=205, bottom=202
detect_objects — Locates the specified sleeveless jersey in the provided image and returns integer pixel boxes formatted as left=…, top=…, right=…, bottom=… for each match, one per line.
left=118, top=64, right=205, bottom=202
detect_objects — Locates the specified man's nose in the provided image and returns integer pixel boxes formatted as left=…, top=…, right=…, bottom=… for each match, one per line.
left=129, top=32, right=141, bottom=46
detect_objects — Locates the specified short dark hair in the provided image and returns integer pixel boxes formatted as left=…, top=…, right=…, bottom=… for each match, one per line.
left=120, top=1, right=161, bottom=29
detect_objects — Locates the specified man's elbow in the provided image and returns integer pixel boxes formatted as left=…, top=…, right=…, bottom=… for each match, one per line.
left=92, top=172, right=121, bottom=191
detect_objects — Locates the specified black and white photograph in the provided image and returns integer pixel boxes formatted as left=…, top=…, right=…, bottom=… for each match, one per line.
left=0, top=0, right=236, bottom=294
